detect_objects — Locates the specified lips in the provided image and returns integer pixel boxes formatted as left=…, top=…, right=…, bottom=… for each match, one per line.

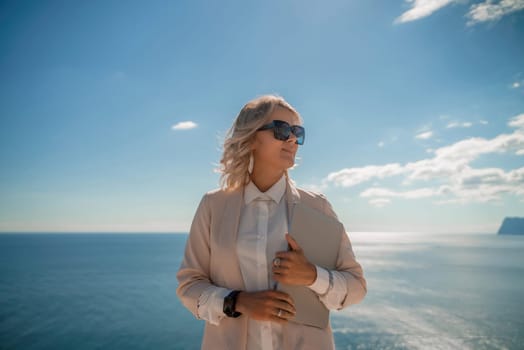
left=281, top=149, right=296, bottom=159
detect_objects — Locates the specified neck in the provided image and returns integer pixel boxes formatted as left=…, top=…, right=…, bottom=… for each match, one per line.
left=250, top=168, right=285, bottom=192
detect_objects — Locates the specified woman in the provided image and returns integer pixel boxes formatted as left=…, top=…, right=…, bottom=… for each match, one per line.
left=176, top=95, right=367, bottom=350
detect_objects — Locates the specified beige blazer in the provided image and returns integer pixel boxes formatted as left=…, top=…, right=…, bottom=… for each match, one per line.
left=176, top=178, right=367, bottom=350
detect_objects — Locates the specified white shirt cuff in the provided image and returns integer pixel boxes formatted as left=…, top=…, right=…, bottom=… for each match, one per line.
left=308, top=265, right=329, bottom=295
left=197, top=286, right=232, bottom=325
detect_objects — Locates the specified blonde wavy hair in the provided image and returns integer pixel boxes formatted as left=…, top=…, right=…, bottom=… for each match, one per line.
left=218, top=95, right=302, bottom=191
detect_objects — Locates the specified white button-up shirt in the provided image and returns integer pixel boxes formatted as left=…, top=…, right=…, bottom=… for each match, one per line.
left=197, top=175, right=348, bottom=350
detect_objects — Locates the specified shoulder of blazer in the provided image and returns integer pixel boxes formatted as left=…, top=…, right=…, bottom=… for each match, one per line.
left=204, top=187, right=241, bottom=198
left=294, top=186, right=340, bottom=220
left=295, top=186, right=329, bottom=205
left=201, top=187, right=243, bottom=213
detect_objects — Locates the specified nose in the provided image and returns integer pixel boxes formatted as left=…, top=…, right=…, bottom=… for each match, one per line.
left=286, top=133, right=298, bottom=144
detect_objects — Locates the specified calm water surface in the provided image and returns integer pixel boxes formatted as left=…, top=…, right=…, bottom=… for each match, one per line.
left=0, top=232, right=523, bottom=349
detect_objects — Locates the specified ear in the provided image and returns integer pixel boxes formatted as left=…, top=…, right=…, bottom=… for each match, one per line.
left=249, top=136, right=257, bottom=151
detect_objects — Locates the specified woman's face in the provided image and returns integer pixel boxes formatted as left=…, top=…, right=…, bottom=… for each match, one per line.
left=251, top=106, right=301, bottom=174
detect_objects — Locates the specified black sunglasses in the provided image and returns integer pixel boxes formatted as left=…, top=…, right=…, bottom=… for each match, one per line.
left=257, top=120, right=305, bottom=145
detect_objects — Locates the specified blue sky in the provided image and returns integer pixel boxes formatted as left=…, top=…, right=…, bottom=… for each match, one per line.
left=1, top=0, right=523, bottom=233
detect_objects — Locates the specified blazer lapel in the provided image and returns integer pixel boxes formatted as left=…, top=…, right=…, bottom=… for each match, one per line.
left=285, top=178, right=301, bottom=231
left=218, top=187, right=246, bottom=290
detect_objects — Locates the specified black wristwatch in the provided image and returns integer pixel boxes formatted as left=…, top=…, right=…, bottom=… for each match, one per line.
left=223, top=290, right=242, bottom=318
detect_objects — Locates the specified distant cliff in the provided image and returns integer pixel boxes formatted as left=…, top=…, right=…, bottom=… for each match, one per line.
left=498, top=217, right=524, bottom=235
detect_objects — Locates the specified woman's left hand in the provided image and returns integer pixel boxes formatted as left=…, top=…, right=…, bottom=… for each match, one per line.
left=272, top=234, right=317, bottom=286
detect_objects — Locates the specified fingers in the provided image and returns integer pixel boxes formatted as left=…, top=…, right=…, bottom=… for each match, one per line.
left=272, top=270, right=293, bottom=285
left=265, top=291, right=296, bottom=316
left=275, top=251, right=299, bottom=260
left=272, top=256, right=316, bottom=286
left=286, top=233, right=302, bottom=252
left=273, top=298, right=296, bottom=316
left=266, top=290, right=295, bottom=308
left=272, top=263, right=292, bottom=278
left=271, top=315, right=287, bottom=324
left=271, top=254, right=299, bottom=281
left=271, top=301, right=296, bottom=323
left=273, top=252, right=303, bottom=272
left=243, top=290, right=295, bottom=323
left=270, top=308, right=295, bottom=324
left=268, top=307, right=295, bottom=324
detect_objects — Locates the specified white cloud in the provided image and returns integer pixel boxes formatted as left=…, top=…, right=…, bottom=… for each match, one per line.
left=368, top=198, right=391, bottom=208
left=323, top=113, right=524, bottom=206
left=416, top=131, right=433, bottom=139
left=433, top=166, right=524, bottom=204
left=361, top=187, right=443, bottom=199
left=446, top=121, right=473, bottom=128
left=511, top=73, right=524, bottom=90
left=463, top=167, right=523, bottom=188
left=395, top=0, right=524, bottom=25
left=327, top=163, right=407, bottom=188
left=467, top=0, right=524, bottom=25
left=405, top=131, right=524, bottom=181
left=508, top=113, right=524, bottom=129
left=378, top=141, right=385, bottom=148
left=395, top=0, right=456, bottom=23
left=480, top=120, right=489, bottom=125
left=172, top=121, right=198, bottom=130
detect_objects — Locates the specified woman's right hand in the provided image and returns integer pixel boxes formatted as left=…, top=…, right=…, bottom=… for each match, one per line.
left=235, top=290, right=296, bottom=323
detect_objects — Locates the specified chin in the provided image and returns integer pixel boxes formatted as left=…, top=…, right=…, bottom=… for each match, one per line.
left=282, top=160, right=295, bottom=169
left=273, top=155, right=295, bottom=171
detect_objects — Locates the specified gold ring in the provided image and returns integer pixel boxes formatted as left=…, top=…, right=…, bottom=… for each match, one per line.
left=277, top=309, right=283, bottom=318
left=273, top=258, right=281, bottom=267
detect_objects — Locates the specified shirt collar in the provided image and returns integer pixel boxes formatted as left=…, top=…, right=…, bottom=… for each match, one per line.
left=244, top=175, right=287, bottom=205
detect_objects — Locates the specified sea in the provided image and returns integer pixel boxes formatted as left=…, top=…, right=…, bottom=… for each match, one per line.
left=0, top=232, right=523, bottom=350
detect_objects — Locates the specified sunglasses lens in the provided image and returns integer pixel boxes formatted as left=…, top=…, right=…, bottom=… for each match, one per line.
left=273, top=121, right=291, bottom=141
left=292, top=126, right=305, bottom=145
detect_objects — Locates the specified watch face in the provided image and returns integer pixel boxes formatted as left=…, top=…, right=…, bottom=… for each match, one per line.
left=224, top=297, right=233, bottom=314
left=223, top=291, right=241, bottom=318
